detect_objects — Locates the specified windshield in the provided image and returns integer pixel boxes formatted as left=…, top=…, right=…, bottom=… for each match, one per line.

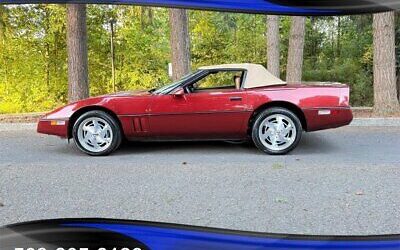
left=153, top=70, right=200, bottom=94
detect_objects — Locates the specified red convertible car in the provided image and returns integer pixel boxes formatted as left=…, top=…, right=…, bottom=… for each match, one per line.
left=37, top=64, right=353, bottom=156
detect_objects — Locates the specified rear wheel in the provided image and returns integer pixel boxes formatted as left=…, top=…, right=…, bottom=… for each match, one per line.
left=252, top=107, right=302, bottom=155
left=72, top=110, right=122, bottom=156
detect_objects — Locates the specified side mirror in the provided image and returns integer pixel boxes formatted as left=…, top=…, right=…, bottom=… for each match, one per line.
left=172, top=87, right=185, bottom=98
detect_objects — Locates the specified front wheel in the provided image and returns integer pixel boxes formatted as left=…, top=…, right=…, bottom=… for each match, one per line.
left=72, top=110, right=122, bottom=156
left=252, top=108, right=302, bottom=155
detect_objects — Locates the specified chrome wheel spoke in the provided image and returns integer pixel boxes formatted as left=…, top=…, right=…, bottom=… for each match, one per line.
left=278, top=134, right=290, bottom=143
left=93, top=120, right=100, bottom=131
left=94, top=136, right=104, bottom=144
left=92, top=138, right=100, bottom=149
left=83, top=125, right=95, bottom=134
left=265, top=129, right=274, bottom=139
left=96, top=135, right=109, bottom=144
left=270, top=136, right=279, bottom=147
left=100, top=124, right=110, bottom=137
left=281, top=123, right=292, bottom=136
left=83, top=134, right=91, bottom=143
left=276, top=116, right=284, bottom=131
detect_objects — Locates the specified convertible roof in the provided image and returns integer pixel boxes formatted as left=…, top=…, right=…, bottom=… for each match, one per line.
left=199, top=63, right=286, bottom=89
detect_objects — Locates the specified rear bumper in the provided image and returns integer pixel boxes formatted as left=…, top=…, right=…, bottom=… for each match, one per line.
left=37, top=118, right=69, bottom=138
left=303, top=107, right=353, bottom=132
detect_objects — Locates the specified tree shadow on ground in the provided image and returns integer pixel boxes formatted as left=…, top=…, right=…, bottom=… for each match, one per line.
left=112, top=132, right=339, bottom=156
left=293, top=132, right=339, bottom=155
left=115, top=140, right=256, bottom=155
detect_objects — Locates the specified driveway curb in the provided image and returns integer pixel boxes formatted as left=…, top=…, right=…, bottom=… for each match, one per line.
left=349, top=118, right=400, bottom=127
left=0, top=123, right=37, bottom=132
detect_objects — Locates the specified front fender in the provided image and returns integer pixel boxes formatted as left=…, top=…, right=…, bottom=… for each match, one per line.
left=37, top=97, right=116, bottom=138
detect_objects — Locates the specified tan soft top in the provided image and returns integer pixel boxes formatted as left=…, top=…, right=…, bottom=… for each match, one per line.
left=199, top=63, right=286, bottom=89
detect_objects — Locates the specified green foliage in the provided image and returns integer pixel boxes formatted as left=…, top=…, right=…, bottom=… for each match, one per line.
left=0, top=5, right=376, bottom=113
left=302, top=16, right=374, bottom=106
left=190, top=11, right=266, bottom=67
left=116, top=6, right=170, bottom=91
left=0, top=4, right=67, bottom=113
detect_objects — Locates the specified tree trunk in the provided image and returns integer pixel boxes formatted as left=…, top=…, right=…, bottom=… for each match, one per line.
left=44, top=7, right=50, bottom=90
left=266, top=15, right=280, bottom=78
left=336, top=16, right=341, bottom=58
left=286, top=16, right=306, bottom=83
left=0, top=5, right=8, bottom=94
left=373, top=11, right=400, bottom=115
left=0, top=5, right=5, bottom=42
left=67, top=4, right=89, bottom=103
left=140, top=7, right=147, bottom=29
left=169, top=8, right=191, bottom=81
left=398, top=74, right=400, bottom=101
left=140, top=7, right=154, bottom=28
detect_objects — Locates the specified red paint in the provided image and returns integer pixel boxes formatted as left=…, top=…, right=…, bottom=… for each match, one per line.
left=37, top=83, right=353, bottom=140
left=37, top=119, right=69, bottom=138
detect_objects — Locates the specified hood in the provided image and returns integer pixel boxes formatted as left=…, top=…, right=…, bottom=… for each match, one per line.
left=101, top=90, right=152, bottom=97
left=44, top=90, right=152, bottom=120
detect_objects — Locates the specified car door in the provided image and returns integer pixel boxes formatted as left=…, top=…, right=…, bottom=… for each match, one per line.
left=148, top=89, right=248, bottom=139
left=148, top=71, right=250, bottom=139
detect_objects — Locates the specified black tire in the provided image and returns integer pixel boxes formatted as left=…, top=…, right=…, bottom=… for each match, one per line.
left=72, top=110, right=122, bottom=156
left=251, top=107, right=302, bottom=155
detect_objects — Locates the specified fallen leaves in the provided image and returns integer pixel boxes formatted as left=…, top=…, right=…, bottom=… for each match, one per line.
left=272, top=163, right=284, bottom=169
left=275, top=198, right=288, bottom=204
left=355, top=191, right=365, bottom=196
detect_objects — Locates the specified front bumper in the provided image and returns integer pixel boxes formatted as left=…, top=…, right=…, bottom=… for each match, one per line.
left=37, top=118, right=69, bottom=138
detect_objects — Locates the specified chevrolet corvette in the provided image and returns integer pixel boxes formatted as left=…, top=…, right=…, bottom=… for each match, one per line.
left=37, top=63, right=353, bottom=156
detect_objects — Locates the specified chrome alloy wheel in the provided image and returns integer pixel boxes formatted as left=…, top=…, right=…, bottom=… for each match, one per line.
left=258, top=114, right=297, bottom=151
left=77, top=117, right=113, bottom=153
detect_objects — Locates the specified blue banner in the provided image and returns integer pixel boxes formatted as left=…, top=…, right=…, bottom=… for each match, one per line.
left=1, top=0, right=400, bottom=15
left=1, top=219, right=400, bottom=250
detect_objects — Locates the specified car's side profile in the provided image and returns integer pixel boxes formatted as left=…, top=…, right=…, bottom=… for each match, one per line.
left=37, top=63, right=353, bottom=156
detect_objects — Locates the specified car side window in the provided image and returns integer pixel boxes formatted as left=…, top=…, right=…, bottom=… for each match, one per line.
left=190, top=70, right=244, bottom=92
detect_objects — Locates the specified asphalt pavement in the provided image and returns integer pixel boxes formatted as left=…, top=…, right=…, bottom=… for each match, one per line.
left=0, top=125, right=399, bottom=235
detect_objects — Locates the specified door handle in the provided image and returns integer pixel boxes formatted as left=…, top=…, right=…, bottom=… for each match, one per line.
left=230, top=97, right=242, bottom=101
